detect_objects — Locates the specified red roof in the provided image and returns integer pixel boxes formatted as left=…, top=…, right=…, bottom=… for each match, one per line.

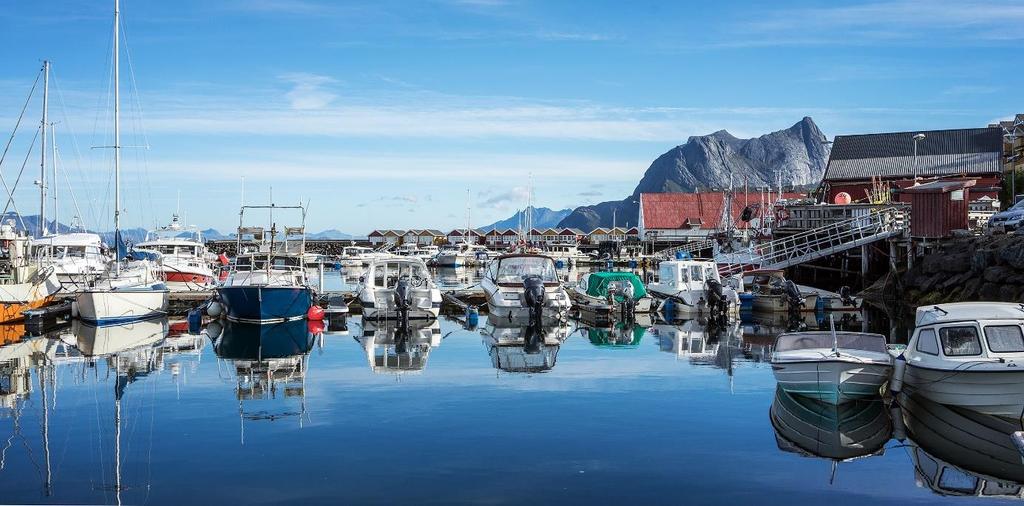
left=640, top=192, right=805, bottom=230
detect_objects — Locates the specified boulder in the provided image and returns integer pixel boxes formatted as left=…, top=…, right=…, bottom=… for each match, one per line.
left=979, top=282, right=1003, bottom=300
left=939, top=253, right=972, bottom=274
left=1000, top=285, right=1022, bottom=302
left=983, top=266, right=1016, bottom=284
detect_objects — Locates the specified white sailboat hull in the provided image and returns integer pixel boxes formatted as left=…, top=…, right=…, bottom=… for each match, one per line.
left=76, top=288, right=169, bottom=326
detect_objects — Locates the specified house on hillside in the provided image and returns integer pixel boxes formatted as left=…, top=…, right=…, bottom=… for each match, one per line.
left=821, top=127, right=1004, bottom=204
left=638, top=192, right=803, bottom=241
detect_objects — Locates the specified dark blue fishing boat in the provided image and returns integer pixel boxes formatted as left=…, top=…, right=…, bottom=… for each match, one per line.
left=215, top=204, right=315, bottom=324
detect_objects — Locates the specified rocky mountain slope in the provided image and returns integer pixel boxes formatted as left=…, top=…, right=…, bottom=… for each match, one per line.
left=558, top=117, right=830, bottom=231
left=480, top=207, right=572, bottom=231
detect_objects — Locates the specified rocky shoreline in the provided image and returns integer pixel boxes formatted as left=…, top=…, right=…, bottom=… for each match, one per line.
left=865, top=234, right=1024, bottom=308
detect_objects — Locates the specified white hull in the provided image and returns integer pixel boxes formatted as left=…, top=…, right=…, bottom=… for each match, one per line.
left=75, top=288, right=169, bottom=325
left=773, top=359, right=891, bottom=404
left=903, top=364, right=1024, bottom=419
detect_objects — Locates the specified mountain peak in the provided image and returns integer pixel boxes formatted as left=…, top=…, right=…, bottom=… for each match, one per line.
left=558, top=117, right=829, bottom=230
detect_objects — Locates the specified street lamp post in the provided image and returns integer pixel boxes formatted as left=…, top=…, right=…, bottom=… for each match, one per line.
left=912, top=133, right=926, bottom=181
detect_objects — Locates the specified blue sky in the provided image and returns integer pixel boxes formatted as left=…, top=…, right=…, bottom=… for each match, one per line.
left=0, top=0, right=1018, bottom=234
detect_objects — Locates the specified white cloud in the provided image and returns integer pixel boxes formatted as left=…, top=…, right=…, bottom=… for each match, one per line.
left=280, top=72, right=337, bottom=110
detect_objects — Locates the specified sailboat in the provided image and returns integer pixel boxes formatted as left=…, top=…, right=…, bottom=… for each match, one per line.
left=73, top=0, right=169, bottom=325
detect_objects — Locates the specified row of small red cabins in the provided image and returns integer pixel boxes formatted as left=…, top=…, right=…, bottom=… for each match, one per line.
left=370, top=124, right=1015, bottom=246
left=368, top=227, right=641, bottom=247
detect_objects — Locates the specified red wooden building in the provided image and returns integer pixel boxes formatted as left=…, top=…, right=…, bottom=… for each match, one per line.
left=903, top=180, right=973, bottom=239
left=822, top=127, right=1003, bottom=204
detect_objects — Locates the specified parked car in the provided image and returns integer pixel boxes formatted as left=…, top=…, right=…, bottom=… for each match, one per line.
left=989, top=198, right=1024, bottom=232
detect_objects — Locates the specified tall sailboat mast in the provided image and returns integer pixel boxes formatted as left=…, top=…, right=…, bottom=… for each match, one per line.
left=113, top=0, right=121, bottom=276
left=39, top=60, right=49, bottom=237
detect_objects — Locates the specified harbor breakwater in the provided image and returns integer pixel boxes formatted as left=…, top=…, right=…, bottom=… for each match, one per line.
left=873, top=234, right=1024, bottom=307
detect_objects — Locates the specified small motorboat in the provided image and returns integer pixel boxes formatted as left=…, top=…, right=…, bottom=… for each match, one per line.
left=646, top=259, right=739, bottom=319
left=356, top=257, right=441, bottom=320
left=480, top=254, right=571, bottom=320
left=569, top=271, right=653, bottom=317
left=771, top=325, right=891, bottom=404
left=434, top=242, right=489, bottom=267
left=742, top=269, right=819, bottom=313
left=136, top=214, right=216, bottom=292
left=892, top=302, right=1024, bottom=419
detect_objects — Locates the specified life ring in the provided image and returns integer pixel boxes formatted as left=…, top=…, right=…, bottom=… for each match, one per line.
left=775, top=207, right=790, bottom=221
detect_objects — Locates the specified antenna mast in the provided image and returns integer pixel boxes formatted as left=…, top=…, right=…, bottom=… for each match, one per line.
left=39, top=60, right=49, bottom=237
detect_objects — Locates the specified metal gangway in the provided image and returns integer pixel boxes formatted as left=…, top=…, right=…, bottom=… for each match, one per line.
left=718, top=206, right=908, bottom=276
left=657, top=239, right=714, bottom=260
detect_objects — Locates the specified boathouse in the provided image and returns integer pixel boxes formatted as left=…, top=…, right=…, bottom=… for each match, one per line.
left=418, top=229, right=445, bottom=245
left=821, top=127, right=1004, bottom=204
left=368, top=229, right=404, bottom=246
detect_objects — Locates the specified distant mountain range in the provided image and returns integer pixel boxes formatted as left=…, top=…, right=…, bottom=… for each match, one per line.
left=557, top=117, right=830, bottom=231
left=480, top=207, right=572, bottom=232
left=0, top=214, right=355, bottom=243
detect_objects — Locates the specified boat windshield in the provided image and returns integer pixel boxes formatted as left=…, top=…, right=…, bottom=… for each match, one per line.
left=494, top=257, right=558, bottom=284
left=775, top=332, right=887, bottom=353
left=374, top=261, right=428, bottom=288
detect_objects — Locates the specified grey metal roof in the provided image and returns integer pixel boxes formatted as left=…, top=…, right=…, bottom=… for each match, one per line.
left=824, top=127, right=1003, bottom=181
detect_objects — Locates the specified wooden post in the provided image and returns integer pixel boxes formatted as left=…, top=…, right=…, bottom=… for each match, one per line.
left=861, top=244, right=869, bottom=286
left=888, top=239, right=897, bottom=273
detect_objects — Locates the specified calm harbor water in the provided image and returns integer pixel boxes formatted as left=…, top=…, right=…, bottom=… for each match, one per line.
left=0, top=272, right=1016, bottom=505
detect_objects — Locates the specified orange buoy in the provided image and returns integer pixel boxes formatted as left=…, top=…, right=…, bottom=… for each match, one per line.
left=307, top=305, right=325, bottom=321
left=834, top=192, right=852, bottom=205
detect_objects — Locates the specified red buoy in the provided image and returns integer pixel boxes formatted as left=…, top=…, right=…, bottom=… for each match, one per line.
left=307, top=305, right=325, bottom=321
left=307, top=320, right=325, bottom=335
left=218, top=253, right=230, bottom=266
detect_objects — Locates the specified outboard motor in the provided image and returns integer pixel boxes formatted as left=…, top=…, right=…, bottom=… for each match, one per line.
left=838, top=285, right=856, bottom=308
left=522, top=275, right=546, bottom=326
left=619, top=282, right=637, bottom=322
left=393, top=278, right=413, bottom=325
left=705, top=278, right=727, bottom=322
left=783, top=280, right=804, bottom=316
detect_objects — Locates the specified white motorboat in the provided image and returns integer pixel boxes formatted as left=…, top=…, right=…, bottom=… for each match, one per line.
left=480, top=254, right=571, bottom=320
left=0, top=222, right=63, bottom=323
left=338, top=246, right=379, bottom=269
left=394, top=243, right=439, bottom=263
left=772, top=328, right=891, bottom=404
left=73, top=0, right=168, bottom=325
left=356, top=257, right=441, bottom=320
left=136, top=214, right=215, bottom=292
left=32, top=232, right=108, bottom=290
left=893, top=302, right=1024, bottom=419
left=434, top=242, right=489, bottom=267
left=646, top=259, right=740, bottom=318
left=543, top=242, right=589, bottom=265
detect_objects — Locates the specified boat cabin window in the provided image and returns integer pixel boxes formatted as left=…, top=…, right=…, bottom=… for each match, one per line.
left=689, top=266, right=704, bottom=282
left=939, top=326, right=982, bottom=356
left=915, top=329, right=939, bottom=355
left=494, top=257, right=557, bottom=285
left=984, top=325, right=1024, bottom=353
left=374, top=262, right=426, bottom=288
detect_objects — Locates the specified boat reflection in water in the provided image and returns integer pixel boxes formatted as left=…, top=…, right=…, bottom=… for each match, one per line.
left=770, top=386, right=891, bottom=482
left=898, top=392, right=1024, bottom=500
left=578, top=312, right=652, bottom=349
left=651, top=319, right=741, bottom=361
left=70, top=317, right=169, bottom=358
left=208, top=319, right=317, bottom=437
left=482, top=314, right=571, bottom=373
left=355, top=318, right=442, bottom=374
